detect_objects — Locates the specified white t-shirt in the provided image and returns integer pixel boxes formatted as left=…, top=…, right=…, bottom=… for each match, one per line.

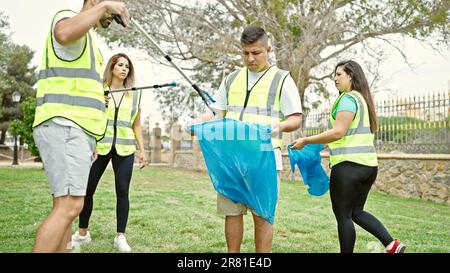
left=211, top=67, right=303, bottom=170
left=50, top=10, right=87, bottom=129
left=52, top=10, right=86, bottom=61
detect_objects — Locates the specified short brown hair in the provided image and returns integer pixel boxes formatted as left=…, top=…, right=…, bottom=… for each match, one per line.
left=241, top=26, right=268, bottom=46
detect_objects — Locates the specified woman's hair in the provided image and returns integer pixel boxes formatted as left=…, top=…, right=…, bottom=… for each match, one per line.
left=335, top=60, right=378, bottom=133
left=103, top=53, right=135, bottom=89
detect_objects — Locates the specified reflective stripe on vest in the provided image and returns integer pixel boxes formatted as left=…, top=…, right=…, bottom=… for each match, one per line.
left=131, top=89, right=138, bottom=119
left=225, top=67, right=288, bottom=148
left=329, top=146, right=376, bottom=156
left=98, top=137, right=135, bottom=146
left=225, top=70, right=239, bottom=97
left=36, top=94, right=105, bottom=112
left=107, top=119, right=132, bottom=127
left=226, top=105, right=284, bottom=118
left=328, top=91, right=377, bottom=167
left=38, top=67, right=102, bottom=83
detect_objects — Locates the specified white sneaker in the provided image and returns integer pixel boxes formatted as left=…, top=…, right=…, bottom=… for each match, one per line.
left=72, top=230, right=92, bottom=244
left=114, top=234, right=131, bottom=253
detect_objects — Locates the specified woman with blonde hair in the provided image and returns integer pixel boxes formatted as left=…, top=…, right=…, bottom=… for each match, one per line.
left=72, top=53, right=148, bottom=253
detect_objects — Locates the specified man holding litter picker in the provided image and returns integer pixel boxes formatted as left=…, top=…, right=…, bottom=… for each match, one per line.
left=32, top=0, right=129, bottom=252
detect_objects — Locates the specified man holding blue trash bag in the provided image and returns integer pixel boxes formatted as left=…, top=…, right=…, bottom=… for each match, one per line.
left=187, top=26, right=302, bottom=253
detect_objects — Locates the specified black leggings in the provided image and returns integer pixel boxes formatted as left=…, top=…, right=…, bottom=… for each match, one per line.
left=330, top=161, right=393, bottom=253
left=79, top=147, right=134, bottom=233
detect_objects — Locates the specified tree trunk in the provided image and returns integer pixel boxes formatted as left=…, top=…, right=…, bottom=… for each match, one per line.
left=0, top=129, right=5, bottom=144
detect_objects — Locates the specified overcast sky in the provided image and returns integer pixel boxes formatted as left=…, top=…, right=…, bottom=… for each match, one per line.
left=2, top=0, right=450, bottom=129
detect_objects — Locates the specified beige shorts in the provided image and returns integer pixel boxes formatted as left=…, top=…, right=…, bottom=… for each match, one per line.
left=33, top=120, right=96, bottom=197
left=217, top=171, right=280, bottom=216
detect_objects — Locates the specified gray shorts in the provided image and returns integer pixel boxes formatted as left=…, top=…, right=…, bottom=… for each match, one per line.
left=217, top=171, right=281, bottom=216
left=33, top=120, right=96, bottom=197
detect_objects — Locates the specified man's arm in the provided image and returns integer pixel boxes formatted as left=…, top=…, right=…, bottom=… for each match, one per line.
left=270, top=113, right=301, bottom=137
left=190, top=109, right=225, bottom=124
left=132, top=110, right=149, bottom=168
left=278, top=113, right=302, bottom=132
left=54, top=1, right=129, bottom=45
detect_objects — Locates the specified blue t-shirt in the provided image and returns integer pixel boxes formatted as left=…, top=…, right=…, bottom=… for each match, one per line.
left=332, top=94, right=357, bottom=119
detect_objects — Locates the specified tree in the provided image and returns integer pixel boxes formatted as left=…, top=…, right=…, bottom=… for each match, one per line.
left=0, top=13, right=37, bottom=144
left=100, top=0, right=450, bottom=119
left=10, top=97, right=39, bottom=157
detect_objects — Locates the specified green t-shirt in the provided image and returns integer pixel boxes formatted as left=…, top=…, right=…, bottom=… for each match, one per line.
left=332, top=93, right=357, bottom=119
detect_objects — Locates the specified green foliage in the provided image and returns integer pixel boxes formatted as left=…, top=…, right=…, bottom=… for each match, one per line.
left=9, top=97, right=38, bottom=157
left=0, top=13, right=37, bottom=144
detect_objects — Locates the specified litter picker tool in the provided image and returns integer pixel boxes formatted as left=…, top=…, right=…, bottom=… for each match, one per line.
left=112, top=14, right=216, bottom=114
left=104, top=82, right=177, bottom=95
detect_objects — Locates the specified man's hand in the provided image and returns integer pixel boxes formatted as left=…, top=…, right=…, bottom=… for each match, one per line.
left=181, top=110, right=220, bottom=136
left=270, top=122, right=283, bottom=138
left=182, top=119, right=196, bottom=136
left=92, top=148, right=98, bottom=161
left=102, top=1, right=130, bottom=27
left=54, top=0, right=130, bottom=44
left=290, top=138, right=307, bottom=150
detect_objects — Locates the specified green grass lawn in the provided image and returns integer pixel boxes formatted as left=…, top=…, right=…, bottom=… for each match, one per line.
left=0, top=166, right=449, bottom=253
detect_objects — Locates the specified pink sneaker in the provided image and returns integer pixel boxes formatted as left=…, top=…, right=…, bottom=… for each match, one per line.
left=386, top=239, right=405, bottom=253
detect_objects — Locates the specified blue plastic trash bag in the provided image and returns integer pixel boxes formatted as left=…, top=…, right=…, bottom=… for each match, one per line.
left=188, top=118, right=278, bottom=224
left=287, top=144, right=329, bottom=196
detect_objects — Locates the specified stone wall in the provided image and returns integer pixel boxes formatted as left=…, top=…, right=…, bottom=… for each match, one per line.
left=172, top=146, right=450, bottom=204
left=373, top=154, right=449, bottom=204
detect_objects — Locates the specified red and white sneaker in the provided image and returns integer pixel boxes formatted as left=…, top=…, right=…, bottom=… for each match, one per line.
left=386, top=239, right=405, bottom=253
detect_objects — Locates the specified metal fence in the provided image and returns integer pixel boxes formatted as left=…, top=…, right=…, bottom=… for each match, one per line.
left=304, top=91, right=450, bottom=154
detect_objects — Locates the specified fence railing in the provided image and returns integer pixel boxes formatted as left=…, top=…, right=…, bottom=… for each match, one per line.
left=304, top=91, right=450, bottom=154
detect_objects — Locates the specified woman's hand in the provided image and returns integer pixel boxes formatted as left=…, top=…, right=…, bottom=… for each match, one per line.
left=104, top=95, right=110, bottom=107
left=290, top=138, right=307, bottom=150
left=138, top=151, right=148, bottom=169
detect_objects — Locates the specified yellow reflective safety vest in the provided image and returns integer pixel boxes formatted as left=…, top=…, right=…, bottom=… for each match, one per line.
left=225, top=66, right=290, bottom=148
left=328, top=91, right=378, bottom=167
left=33, top=10, right=107, bottom=137
left=97, top=90, right=141, bottom=156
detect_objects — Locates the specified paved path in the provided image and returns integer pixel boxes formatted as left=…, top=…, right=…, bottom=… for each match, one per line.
left=0, top=161, right=170, bottom=168
left=0, top=161, right=42, bottom=168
